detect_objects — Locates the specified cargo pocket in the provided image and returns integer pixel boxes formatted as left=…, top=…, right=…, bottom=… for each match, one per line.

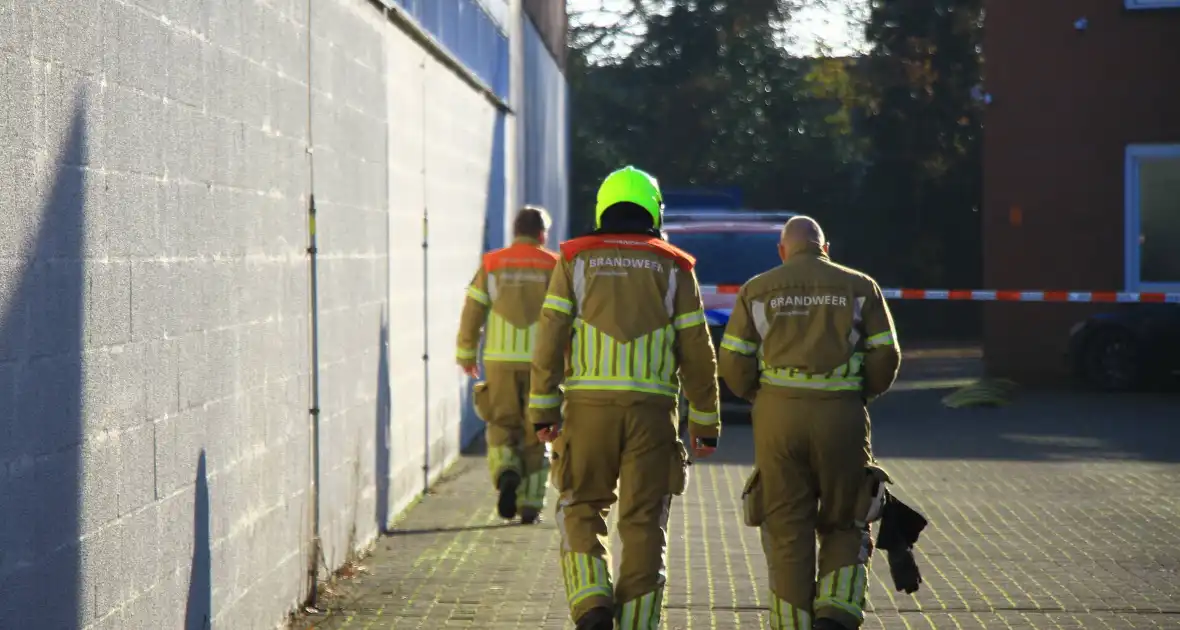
left=741, top=469, right=764, bottom=527
left=669, top=440, right=691, bottom=496
left=472, top=381, right=491, bottom=422
left=548, top=435, right=569, bottom=493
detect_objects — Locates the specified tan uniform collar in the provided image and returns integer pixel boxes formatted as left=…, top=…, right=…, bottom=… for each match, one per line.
left=513, top=236, right=541, bottom=246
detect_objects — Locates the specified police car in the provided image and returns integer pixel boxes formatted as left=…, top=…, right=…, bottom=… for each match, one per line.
left=663, top=208, right=799, bottom=413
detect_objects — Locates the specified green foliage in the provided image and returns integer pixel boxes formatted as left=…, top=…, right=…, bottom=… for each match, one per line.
left=568, top=0, right=859, bottom=233
left=568, top=0, right=986, bottom=332
left=856, top=0, right=984, bottom=290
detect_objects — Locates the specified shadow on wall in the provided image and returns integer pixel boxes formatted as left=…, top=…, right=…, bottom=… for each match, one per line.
left=184, top=450, right=212, bottom=630
left=0, top=95, right=87, bottom=627
left=376, top=314, right=391, bottom=534
left=454, top=111, right=508, bottom=450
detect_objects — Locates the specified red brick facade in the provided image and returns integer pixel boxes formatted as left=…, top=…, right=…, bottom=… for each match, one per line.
left=982, top=0, right=1180, bottom=382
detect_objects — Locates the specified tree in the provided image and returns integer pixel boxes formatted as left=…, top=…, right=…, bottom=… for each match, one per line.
left=567, top=0, right=864, bottom=232
left=856, top=0, right=984, bottom=290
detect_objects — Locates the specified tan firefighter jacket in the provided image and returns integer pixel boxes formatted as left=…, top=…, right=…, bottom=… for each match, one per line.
left=527, top=234, right=721, bottom=438
left=456, top=237, right=560, bottom=369
left=718, top=244, right=901, bottom=402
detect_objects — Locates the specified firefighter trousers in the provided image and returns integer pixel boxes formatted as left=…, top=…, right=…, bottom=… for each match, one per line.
left=475, top=363, right=548, bottom=512
left=752, top=391, right=873, bottom=630
left=549, top=399, right=688, bottom=629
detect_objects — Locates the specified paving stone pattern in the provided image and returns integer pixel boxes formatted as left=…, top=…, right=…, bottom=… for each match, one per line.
left=292, top=384, right=1180, bottom=630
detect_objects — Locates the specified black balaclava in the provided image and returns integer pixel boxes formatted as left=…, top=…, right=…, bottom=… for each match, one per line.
left=593, top=202, right=662, bottom=239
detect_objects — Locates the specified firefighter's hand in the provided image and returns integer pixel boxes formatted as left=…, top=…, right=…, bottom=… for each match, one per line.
left=460, top=363, right=480, bottom=378
left=535, top=424, right=560, bottom=443
left=691, top=436, right=718, bottom=459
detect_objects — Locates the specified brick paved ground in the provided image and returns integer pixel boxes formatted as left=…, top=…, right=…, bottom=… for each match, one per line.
left=291, top=355, right=1180, bottom=629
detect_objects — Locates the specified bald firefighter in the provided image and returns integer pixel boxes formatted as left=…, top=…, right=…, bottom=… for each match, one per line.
left=456, top=206, right=559, bottom=524
left=719, top=216, right=901, bottom=630
left=529, top=166, right=721, bottom=630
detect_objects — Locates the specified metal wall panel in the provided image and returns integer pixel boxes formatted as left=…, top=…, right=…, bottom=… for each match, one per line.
left=524, top=0, right=568, bottom=69
left=384, top=0, right=510, bottom=97
left=522, top=17, right=571, bottom=244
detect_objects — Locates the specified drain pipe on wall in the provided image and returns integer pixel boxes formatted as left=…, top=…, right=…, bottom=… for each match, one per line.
left=505, top=0, right=525, bottom=245
left=304, top=0, right=324, bottom=611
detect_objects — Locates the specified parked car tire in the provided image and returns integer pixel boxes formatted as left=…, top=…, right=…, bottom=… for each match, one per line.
left=1081, top=327, right=1140, bottom=392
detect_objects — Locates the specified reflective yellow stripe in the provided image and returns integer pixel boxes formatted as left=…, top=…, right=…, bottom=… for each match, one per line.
left=619, top=589, right=663, bottom=630
left=483, top=350, right=532, bottom=362
left=566, top=320, right=681, bottom=397
left=562, top=553, right=612, bottom=608
left=814, top=565, right=868, bottom=622
left=673, top=309, right=706, bottom=330
left=566, top=378, right=679, bottom=397
left=456, top=347, right=477, bottom=360
left=721, top=334, right=757, bottom=355
left=866, top=331, right=894, bottom=348
left=543, top=294, right=573, bottom=314
left=529, top=393, right=561, bottom=409
left=688, top=405, right=719, bottom=426
left=769, top=595, right=811, bottom=630
left=466, top=285, right=490, bottom=305
left=760, top=372, right=862, bottom=390
left=483, top=312, right=535, bottom=363
left=760, top=352, right=865, bottom=391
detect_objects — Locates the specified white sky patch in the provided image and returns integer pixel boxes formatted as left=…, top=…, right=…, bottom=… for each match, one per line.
left=567, top=0, right=867, bottom=58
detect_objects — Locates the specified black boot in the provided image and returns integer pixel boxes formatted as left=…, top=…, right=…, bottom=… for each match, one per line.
left=813, top=618, right=852, bottom=630
left=496, top=471, right=520, bottom=520
left=575, top=606, right=614, bottom=630
left=520, top=506, right=540, bottom=525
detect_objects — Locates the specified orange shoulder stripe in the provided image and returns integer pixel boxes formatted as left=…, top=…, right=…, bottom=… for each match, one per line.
left=559, top=235, right=695, bottom=271
left=484, top=244, right=560, bottom=272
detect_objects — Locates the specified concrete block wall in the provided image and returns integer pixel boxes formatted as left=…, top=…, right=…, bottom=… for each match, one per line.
left=306, top=0, right=390, bottom=577
left=1, top=1, right=314, bottom=629
left=1, top=0, right=565, bottom=627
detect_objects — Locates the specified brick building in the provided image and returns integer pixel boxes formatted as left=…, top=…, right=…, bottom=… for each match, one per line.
left=982, top=0, right=1180, bottom=381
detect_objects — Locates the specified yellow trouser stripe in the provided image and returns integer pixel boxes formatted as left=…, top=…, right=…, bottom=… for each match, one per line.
left=520, top=467, right=548, bottom=509
left=562, top=553, right=612, bottom=608
left=618, top=588, right=664, bottom=630
left=814, top=564, right=868, bottom=621
left=487, top=445, right=521, bottom=486
left=770, top=596, right=812, bottom=630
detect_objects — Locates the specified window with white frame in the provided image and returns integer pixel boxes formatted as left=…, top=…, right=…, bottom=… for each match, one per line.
left=1125, top=0, right=1180, bottom=9
left=1125, top=144, right=1180, bottom=292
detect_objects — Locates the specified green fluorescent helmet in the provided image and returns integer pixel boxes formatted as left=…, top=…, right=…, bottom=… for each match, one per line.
left=594, top=166, right=664, bottom=229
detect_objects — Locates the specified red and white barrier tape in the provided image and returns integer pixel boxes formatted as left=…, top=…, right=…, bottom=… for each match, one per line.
left=704, top=285, right=1180, bottom=303
left=880, top=289, right=1180, bottom=303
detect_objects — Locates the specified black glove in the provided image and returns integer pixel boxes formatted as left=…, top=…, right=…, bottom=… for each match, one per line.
left=876, top=494, right=929, bottom=595
left=886, top=547, right=922, bottom=594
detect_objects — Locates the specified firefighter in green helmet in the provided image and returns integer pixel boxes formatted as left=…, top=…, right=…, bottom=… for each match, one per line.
left=528, top=166, right=722, bottom=630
